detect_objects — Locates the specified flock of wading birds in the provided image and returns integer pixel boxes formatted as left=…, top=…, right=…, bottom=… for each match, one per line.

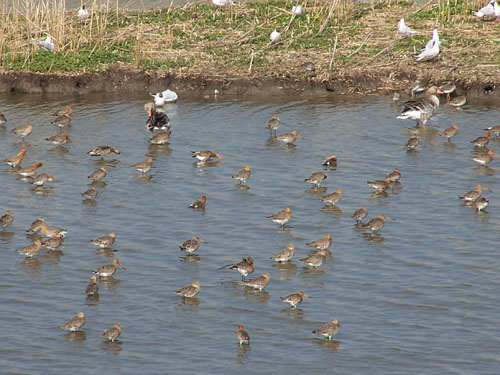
left=0, top=83, right=498, bottom=345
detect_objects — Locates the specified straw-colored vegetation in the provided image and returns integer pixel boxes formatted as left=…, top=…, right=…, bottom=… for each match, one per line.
left=0, top=0, right=499, bottom=89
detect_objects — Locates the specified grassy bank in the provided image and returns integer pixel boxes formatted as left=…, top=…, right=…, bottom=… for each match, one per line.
left=1, top=0, right=499, bottom=91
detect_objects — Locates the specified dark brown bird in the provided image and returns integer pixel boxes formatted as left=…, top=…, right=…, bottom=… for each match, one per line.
left=265, top=115, right=280, bottom=137
left=46, top=131, right=70, bottom=145
left=189, top=195, right=207, bottom=209
left=150, top=129, right=172, bottom=145
left=220, top=257, right=255, bottom=281
left=406, top=134, right=419, bottom=150
left=312, top=318, right=340, bottom=340
left=470, top=132, right=491, bottom=148
left=352, top=205, right=367, bottom=223
left=4, top=149, right=27, bottom=168
left=174, top=281, right=200, bottom=298
left=386, top=168, right=401, bottom=183
left=86, top=275, right=99, bottom=296
left=236, top=325, right=250, bottom=345
left=10, top=124, right=32, bottom=141
left=88, top=167, right=107, bottom=180
left=362, top=214, right=392, bottom=233
left=305, top=172, right=327, bottom=187
left=322, top=155, right=337, bottom=167
left=100, top=323, right=122, bottom=342
left=59, top=312, right=85, bottom=332
left=88, top=146, right=120, bottom=158
left=367, top=178, right=392, bottom=192
left=0, top=210, right=14, bottom=230
left=439, top=124, right=458, bottom=142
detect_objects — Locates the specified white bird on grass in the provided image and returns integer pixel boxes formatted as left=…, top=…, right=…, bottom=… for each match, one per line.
left=149, top=89, right=178, bottom=106
left=398, top=18, right=418, bottom=36
left=77, top=3, right=89, bottom=19
left=270, top=29, right=281, bottom=43
left=31, top=36, right=54, bottom=52
left=415, top=29, right=440, bottom=61
left=212, top=0, right=236, bottom=6
left=292, top=5, right=303, bottom=15
left=473, top=1, right=500, bottom=18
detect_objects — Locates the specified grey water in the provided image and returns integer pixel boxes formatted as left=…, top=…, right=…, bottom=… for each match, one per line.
left=0, top=90, right=499, bottom=374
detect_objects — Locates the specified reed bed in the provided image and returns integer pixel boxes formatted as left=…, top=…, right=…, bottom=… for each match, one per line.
left=0, top=0, right=498, bottom=88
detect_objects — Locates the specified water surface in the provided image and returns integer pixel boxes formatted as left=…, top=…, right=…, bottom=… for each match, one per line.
left=0, top=91, right=499, bottom=374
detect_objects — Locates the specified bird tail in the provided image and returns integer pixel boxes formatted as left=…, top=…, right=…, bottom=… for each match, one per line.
left=397, top=114, right=410, bottom=119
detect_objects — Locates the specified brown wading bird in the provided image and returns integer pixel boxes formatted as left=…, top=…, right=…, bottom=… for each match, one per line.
left=91, top=232, right=116, bottom=248
left=189, top=195, right=207, bottom=209
left=82, top=187, right=98, bottom=200
left=150, top=129, right=171, bottom=145
left=10, top=124, right=33, bottom=141
left=265, top=115, right=280, bottom=137
left=87, top=146, right=120, bottom=159
left=100, top=323, right=122, bottom=342
left=51, top=106, right=72, bottom=129
left=320, top=188, right=342, bottom=205
left=270, top=243, right=295, bottom=262
left=27, top=216, right=45, bottom=233
left=352, top=206, right=367, bottom=223
left=16, top=239, right=42, bottom=257
left=93, top=258, right=126, bottom=277
left=405, top=134, right=419, bottom=150
left=474, top=197, right=489, bottom=212
left=232, top=166, right=251, bottom=184
left=299, top=249, right=331, bottom=268
left=470, top=132, right=491, bottom=148
left=179, top=237, right=204, bottom=254
left=322, top=155, right=338, bottom=167
left=305, top=172, right=327, bottom=187
left=28, top=173, right=55, bottom=187
left=175, top=281, right=200, bottom=298
left=39, top=222, right=67, bottom=238
left=46, top=131, right=70, bottom=145
left=236, top=325, right=250, bottom=345
left=484, top=125, right=500, bottom=136
left=41, top=233, right=63, bottom=250
left=367, top=178, right=392, bottom=192
left=18, top=162, right=43, bottom=177
left=362, top=214, right=392, bottom=233
left=459, top=184, right=490, bottom=202
left=277, top=130, right=301, bottom=145
left=281, top=290, right=308, bottom=308
left=0, top=210, right=14, bottom=230
left=307, top=234, right=333, bottom=250
left=220, top=257, right=255, bottom=281
left=191, top=150, right=223, bottom=162
left=4, top=149, right=27, bottom=168
left=59, top=312, right=86, bottom=332
left=386, top=168, right=401, bottom=183
left=439, top=124, right=458, bottom=142
left=472, top=150, right=496, bottom=166
left=88, top=167, right=107, bottom=180
left=131, top=156, right=153, bottom=174
left=242, top=272, right=270, bottom=291
left=267, top=207, right=292, bottom=227
left=85, top=275, right=99, bottom=296
left=312, top=318, right=340, bottom=340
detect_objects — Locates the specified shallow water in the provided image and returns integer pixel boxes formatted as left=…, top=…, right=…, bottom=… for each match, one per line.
left=0, top=91, right=499, bottom=374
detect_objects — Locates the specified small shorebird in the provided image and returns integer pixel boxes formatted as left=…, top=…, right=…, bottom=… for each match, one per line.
left=39, top=222, right=67, bottom=238
left=91, top=232, right=116, bottom=248
left=10, top=124, right=32, bottom=141
left=367, top=178, right=392, bottom=192
left=307, top=234, right=333, bottom=250
left=277, top=131, right=301, bottom=145
left=267, top=207, right=292, bottom=227
left=28, top=173, right=55, bottom=187
left=386, top=168, right=401, bottom=183
left=470, top=132, right=491, bottom=148
left=85, top=275, right=99, bottom=296
left=93, top=258, right=126, bottom=277
left=51, top=107, right=72, bottom=129
left=189, top=195, right=207, bottom=209
left=439, top=124, right=458, bottom=142
left=232, top=166, right=251, bottom=184
left=322, top=155, right=338, bottom=167
left=88, top=167, right=107, bottom=180
left=305, top=172, right=327, bottom=187
left=27, top=216, right=45, bottom=233
left=131, top=156, right=153, bottom=174
left=450, top=96, right=466, bottom=107
left=175, top=281, right=200, bottom=298
left=352, top=206, right=367, bottom=223
left=4, top=149, right=27, bottom=168
left=16, top=240, right=42, bottom=257
left=87, top=146, right=120, bottom=158
left=440, top=82, right=456, bottom=101
left=362, top=214, right=392, bottom=233
left=82, top=187, right=98, bottom=200
left=472, top=150, right=495, bottom=166
left=270, top=243, right=295, bottom=262
left=220, top=257, right=255, bottom=281
left=59, top=312, right=87, bottom=333
left=0, top=210, right=14, bottom=230
left=475, top=197, right=489, bottom=212
left=46, top=131, right=70, bottom=145
left=265, top=115, right=280, bottom=137
left=313, top=318, right=340, bottom=340
left=242, top=272, right=270, bottom=291
left=299, top=249, right=331, bottom=268
left=459, top=184, right=489, bottom=202
left=59, top=312, right=86, bottom=332
left=191, top=150, right=223, bottom=162
left=236, top=325, right=250, bottom=345
left=150, top=129, right=171, bottom=145
left=406, top=134, right=419, bottom=150
left=397, top=86, right=442, bottom=127
left=0, top=113, right=6, bottom=125
left=41, top=233, right=63, bottom=250
left=281, top=291, right=308, bottom=308
left=484, top=125, right=500, bottom=136
left=100, top=323, right=122, bottom=342
left=179, top=237, right=203, bottom=254
left=320, top=188, right=342, bottom=205
left=18, top=162, right=43, bottom=177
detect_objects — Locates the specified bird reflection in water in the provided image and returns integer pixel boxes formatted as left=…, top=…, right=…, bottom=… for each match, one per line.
left=272, top=262, right=297, bottom=280
left=40, top=249, right=64, bottom=263
left=148, top=144, right=172, bottom=156
left=314, top=338, right=340, bottom=351
left=95, top=248, right=117, bottom=258
left=362, top=232, right=386, bottom=244
left=234, top=183, right=250, bottom=191
left=63, top=331, right=87, bottom=342
left=101, top=340, right=123, bottom=355
left=179, top=254, right=201, bottom=263
left=20, top=257, right=42, bottom=274
left=281, top=308, right=304, bottom=320
left=321, top=205, right=342, bottom=215
left=306, top=186, right=327, bottom=197
left=237, top=343, right=251, bottom=363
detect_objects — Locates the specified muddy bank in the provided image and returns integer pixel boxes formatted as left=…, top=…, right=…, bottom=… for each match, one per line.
left=0, top=68, right=498, bottom=101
